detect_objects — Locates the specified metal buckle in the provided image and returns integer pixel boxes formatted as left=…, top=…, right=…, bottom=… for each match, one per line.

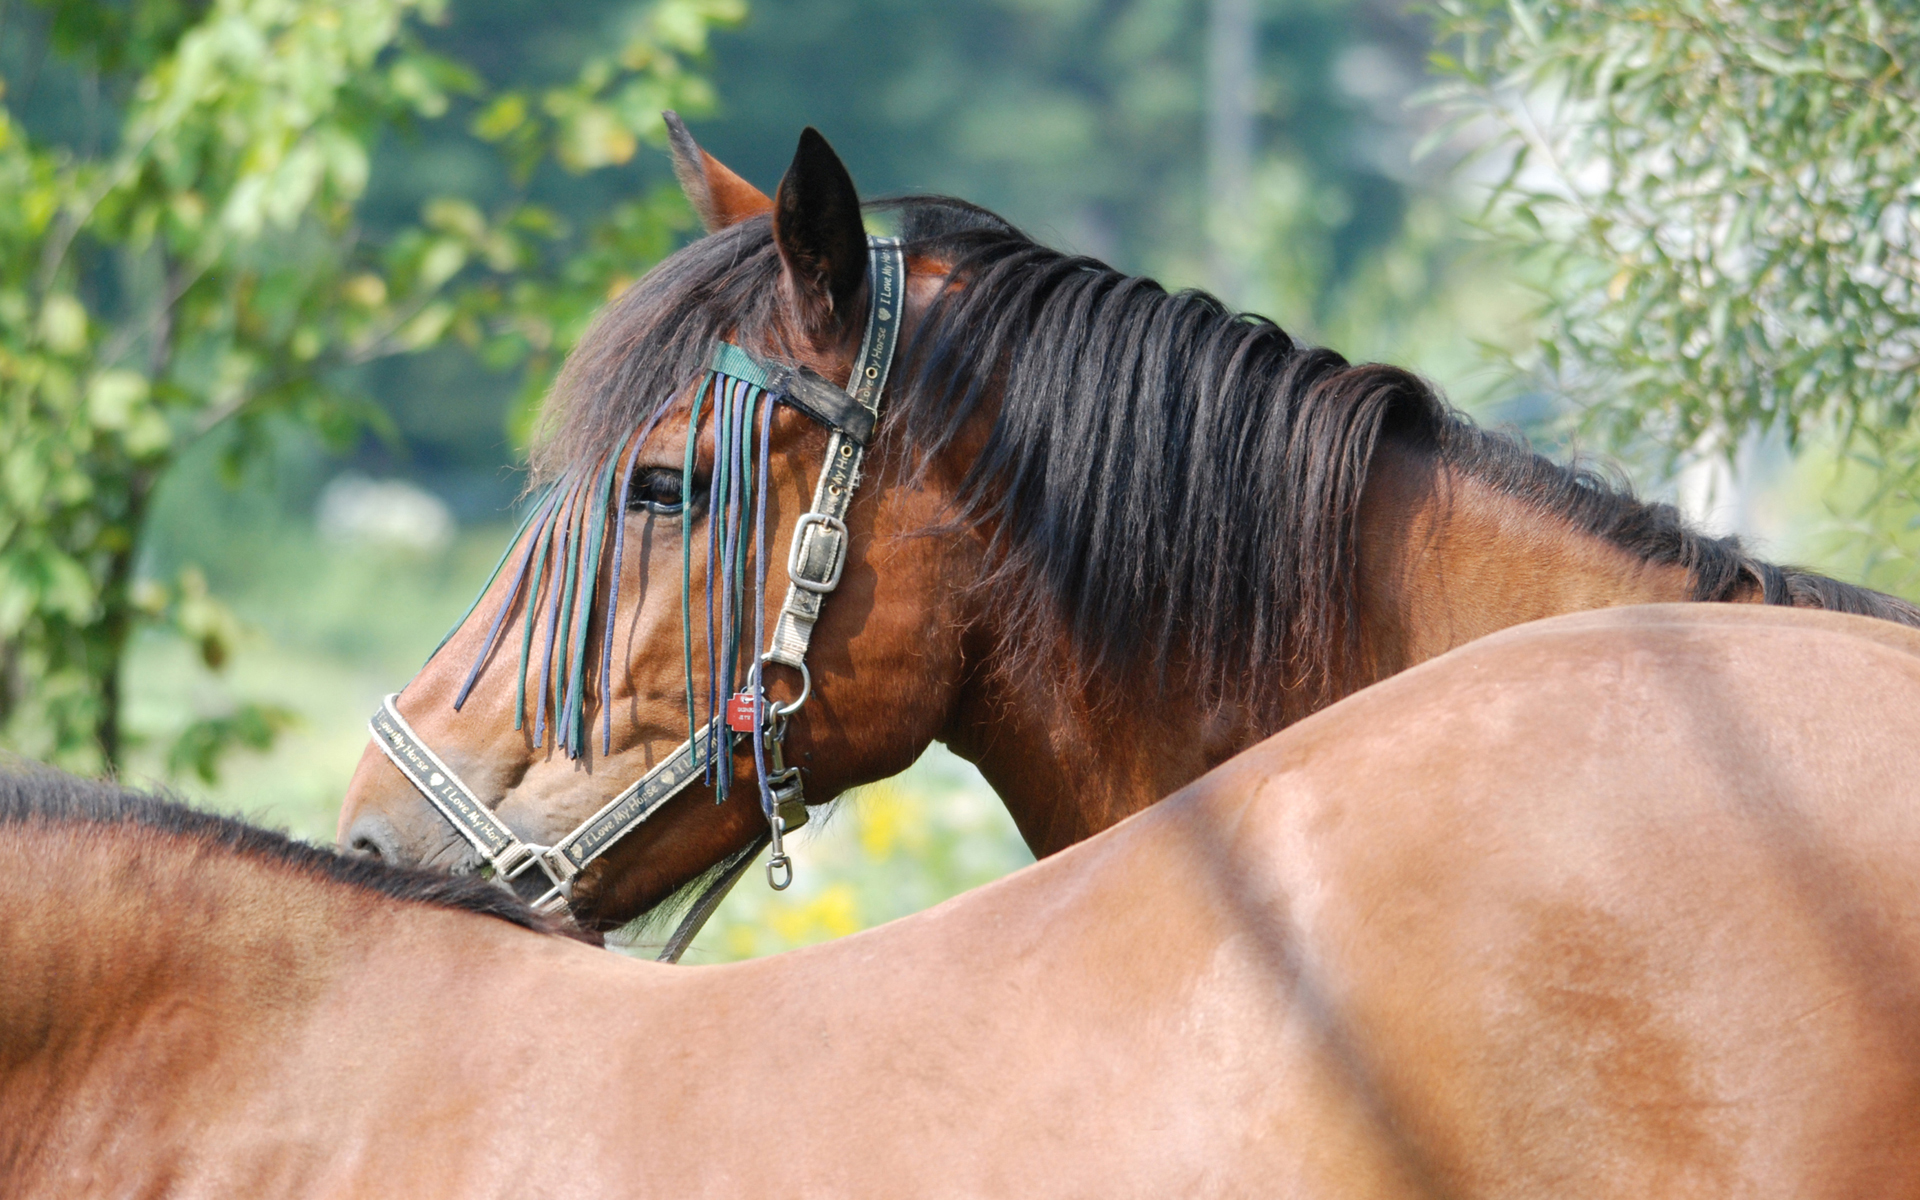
left=499, top=844, right=582, bottom=915
left=769, top=770, right=807, bottom=833
left=760, top=702, right=807, bottom=891
left=530, top=886, right=573, bottom=915
left=787, top=512, right=848, bottom=593
left=490, top=841, right=539, bottom=880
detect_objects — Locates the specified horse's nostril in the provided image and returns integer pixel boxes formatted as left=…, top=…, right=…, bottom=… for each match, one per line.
left=343, top=816, right=401, bottom=863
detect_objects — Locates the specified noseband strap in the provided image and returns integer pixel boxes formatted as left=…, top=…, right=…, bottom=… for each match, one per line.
left=374, top=694, right=729, bottom=900
left=369, top=699, right=534, bottom=876
left=370, top=235, right=906, bottom=959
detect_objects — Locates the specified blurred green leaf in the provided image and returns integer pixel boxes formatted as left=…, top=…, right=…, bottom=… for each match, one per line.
left=167, top=701, right=301, bottom=784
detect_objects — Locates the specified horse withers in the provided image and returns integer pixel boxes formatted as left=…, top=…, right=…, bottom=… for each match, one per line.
left=338, top=119, right=1920, bottom=932
left=10, top=605, right=1920, bottom=1195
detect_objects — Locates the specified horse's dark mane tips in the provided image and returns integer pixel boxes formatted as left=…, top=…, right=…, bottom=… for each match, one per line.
left=531, top=215, right=788, bottom=483
left=880, top=204, right=1452, bottom=723
left=534, top=195, right=1033, bottom=489
left=1438, top=424, right=1760, bottom=601
left=882, top=195, right=1024, bottom=243
left=0, top=768, right=575, bottom=936
left=1773, top=567, right=1920, bottom=622
left=1437, top=423, right=1920, bottom=627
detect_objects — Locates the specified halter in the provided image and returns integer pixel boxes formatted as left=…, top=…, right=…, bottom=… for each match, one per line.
left=369, top=235, right=906, bottom=961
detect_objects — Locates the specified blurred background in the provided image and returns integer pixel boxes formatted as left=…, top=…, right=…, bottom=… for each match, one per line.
left=4, top=0, right=1914, bottom=960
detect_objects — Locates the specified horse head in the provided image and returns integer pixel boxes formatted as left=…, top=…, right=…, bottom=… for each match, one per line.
left=338, top=123, right=1016, bottom=932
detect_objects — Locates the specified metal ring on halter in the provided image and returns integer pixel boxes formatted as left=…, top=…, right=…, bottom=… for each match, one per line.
left=758, top=652, right=811, bottom=717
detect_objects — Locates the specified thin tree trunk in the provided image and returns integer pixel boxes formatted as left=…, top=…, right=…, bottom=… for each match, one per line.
left=1207, top=0, right=1256, bottom=307
left=95, top=517, right=141, bottom=771
left=98, top=262, right=178, bottom=771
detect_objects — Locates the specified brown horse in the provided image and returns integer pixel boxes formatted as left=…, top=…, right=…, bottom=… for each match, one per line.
left=338, top=121, right=1920, bottom=930
left=15, top=604, right=1920, bottom=1196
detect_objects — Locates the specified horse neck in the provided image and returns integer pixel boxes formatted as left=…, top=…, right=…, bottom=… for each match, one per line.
left=0, top=824, right=391, bottom=1078
left=944, top=439, right=1703, bottom=856
left=6, top=826, right=258, bottom=1021
left=0, top=823, right=532, bottom=1187
left=1351, top=439, right=1705, bottom=681
left=938, top=660, right=1217, bottom=855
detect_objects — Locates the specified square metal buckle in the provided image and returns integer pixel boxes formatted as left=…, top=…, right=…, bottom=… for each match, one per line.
left=787, top=512, right=849, bottom=593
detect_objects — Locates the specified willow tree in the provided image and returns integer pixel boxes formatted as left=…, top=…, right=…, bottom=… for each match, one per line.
left=1429, top=0, right=1920, bottom=582
left=0, top=0, right=739, bottom=775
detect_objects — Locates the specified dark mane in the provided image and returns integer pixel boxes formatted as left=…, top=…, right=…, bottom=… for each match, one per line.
left=530, top=215, right=789, bottom=478
left=0, top=768, right=568, bottom=935
left=534, top=195, right=1920, bottom=725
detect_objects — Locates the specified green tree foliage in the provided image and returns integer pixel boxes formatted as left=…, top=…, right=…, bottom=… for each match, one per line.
left=0, top=0, right=739, bottom=774
left=1428, top=2, right=1920, bottom=472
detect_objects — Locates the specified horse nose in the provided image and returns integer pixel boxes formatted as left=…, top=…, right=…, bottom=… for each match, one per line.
left=343, top=813, right=403, bottom=862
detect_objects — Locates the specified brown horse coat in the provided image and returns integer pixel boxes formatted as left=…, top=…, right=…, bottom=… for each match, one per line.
left=11, top=604, right=1920, bottom=1196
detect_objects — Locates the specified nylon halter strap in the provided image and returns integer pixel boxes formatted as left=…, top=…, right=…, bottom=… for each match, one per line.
left=369, top=235, right=906, bottom=959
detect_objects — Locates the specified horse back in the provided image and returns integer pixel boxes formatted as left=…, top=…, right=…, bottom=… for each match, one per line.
left=1170, top=604, right=1920, bottom=1197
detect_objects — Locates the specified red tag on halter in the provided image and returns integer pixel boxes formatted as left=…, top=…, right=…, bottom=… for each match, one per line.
left=726, top=691, right=760, bottom=733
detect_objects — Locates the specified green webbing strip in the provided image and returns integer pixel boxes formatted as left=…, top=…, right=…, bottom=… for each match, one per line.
left=516, top=487, right=562, bottom=732
left=711, top=342, right=773, bottom=390
left=533, top=485, right=583, bottom=746
left=551, top=493, right=583, bottom=746
left=564, top=449, right=619, bottom=755
left=711, top=375, right=735, bottom=804
left=560, top=449, right=618, bottom=756
left=682, top=373, right=711, bottom=756
left=728, top=385, right=759, bottom=717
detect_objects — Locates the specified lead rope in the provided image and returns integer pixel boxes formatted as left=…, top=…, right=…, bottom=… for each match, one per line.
left=656, top=831, right=769, bottom=964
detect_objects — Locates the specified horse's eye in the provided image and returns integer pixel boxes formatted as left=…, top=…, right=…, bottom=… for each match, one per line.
left=629, top=468, right=692, bottom=517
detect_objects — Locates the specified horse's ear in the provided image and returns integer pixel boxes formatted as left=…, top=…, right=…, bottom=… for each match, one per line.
left=664, top=111, right=773, bottom=233
left=773, top=127, right=867, bottom=329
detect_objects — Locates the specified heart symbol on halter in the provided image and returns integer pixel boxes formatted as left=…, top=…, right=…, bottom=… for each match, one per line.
left=429, top=772, right=444, bottom=787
